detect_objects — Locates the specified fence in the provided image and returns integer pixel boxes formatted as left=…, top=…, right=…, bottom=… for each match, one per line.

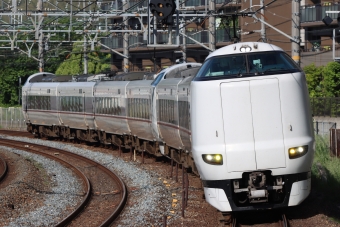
left=314, top=121, right=336, bottom=136
left=330, top=129, right=340, bottom=157
left=313, top=121, right=340, bottom=157
left=310, top=97, right=340, bottom=117
left=0, top=107, right=26, bottom=131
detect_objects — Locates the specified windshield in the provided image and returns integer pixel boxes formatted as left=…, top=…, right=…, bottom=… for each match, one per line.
left=194, top=51, right=301, bottom=80
left=151, top=72, right=165, bottom=86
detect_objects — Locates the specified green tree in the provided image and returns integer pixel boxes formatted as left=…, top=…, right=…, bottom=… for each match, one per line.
left=56, top=42, right=110, bottom=75
left=322, top=61, right=340, bottom=97
left=0, top=48, right=62, bottom=106
left=304, top=63, right=324, bottom=97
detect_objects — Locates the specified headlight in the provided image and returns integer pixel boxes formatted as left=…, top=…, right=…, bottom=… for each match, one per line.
left=202, top=154, right=223, bottom=165
left=288, top=145, right=308, bottom=159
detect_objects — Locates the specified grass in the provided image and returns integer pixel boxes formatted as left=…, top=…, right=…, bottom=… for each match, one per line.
left=311, top=135, right=340, bottom=201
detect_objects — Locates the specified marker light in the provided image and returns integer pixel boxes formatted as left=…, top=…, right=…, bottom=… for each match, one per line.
left=202, top=154, right=223, bottom=165
left=240, top=45, right=252, bottom=52
left=288, top=145, right=308, bottom=159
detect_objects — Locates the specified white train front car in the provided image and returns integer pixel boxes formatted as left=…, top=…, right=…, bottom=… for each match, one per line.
left=191, top=42, right=315, bottom=212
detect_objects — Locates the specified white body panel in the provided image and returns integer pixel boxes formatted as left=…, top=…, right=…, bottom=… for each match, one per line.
left=204, top=187, right=232, bottom=212
left=207, top=42, right=283, bottom=59
left=192, top=73, right=314, bottom=180
left=191, top=79, right=229, bottom=180
left=221, top=78, right=286, bottom=172
left=221, top=80, right=257, bottom=172
left=288, top=179, right=311, bottom=206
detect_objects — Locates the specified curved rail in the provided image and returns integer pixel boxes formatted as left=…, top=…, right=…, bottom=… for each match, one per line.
left=0, top=137, right=127, bottom=227
left=0, top=129, right=33, bottom=137
left=228, top=212, right=290, bottom=227
left=231, top=216, right=237, bottom=227
left=0, top=139, right=91, bottom=225
left=0, top=155, right=8, bottom=183
left=281, top=214, right=289, bottom=227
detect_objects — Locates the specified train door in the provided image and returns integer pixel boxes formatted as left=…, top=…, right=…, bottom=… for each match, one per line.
left=93, top=88, right=97, bottom=129
left=23, top=83, right=33, bottom=122
left=82, top=86, right=95, bottom=129
left=56, top=86, right=63, bottom=125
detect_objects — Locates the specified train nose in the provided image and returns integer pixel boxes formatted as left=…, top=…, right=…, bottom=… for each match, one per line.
left=220, top=78, right=286, bottom=172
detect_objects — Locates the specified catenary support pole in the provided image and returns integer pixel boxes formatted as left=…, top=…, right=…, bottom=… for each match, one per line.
left=292, top=0, right=301, bottom=65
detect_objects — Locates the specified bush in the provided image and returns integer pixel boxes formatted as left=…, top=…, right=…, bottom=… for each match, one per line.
left=311, top=135, right=340, bottom=200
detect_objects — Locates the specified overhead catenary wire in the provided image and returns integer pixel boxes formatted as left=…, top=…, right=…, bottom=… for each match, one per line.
left=0, top=0, right=336, bottom=69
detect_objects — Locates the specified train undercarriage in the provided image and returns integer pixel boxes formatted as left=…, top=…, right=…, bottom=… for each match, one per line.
left=27, top=123, right=198, bottom=175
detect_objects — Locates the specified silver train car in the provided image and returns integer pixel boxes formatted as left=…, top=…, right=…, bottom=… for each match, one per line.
left=191, top=42, right=315, bottom=212
left=22, top=63, right=202, bottom=172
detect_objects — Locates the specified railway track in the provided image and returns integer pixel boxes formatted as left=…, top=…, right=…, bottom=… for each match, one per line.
left=0, top=130, right=33, bottom=137
left=0, top=137, right=127, bottom=226
left=227, top=212, right=290, bottom=227
left=0, top=130, right=296, bottom=227
left=0, top=154, right=8, bottom=183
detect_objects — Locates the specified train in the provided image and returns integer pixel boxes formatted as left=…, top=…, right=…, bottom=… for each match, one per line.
left=22, top=42, right=315, bottom=214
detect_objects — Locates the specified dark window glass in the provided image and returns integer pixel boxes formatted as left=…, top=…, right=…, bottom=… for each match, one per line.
left=194, top=51, right=301, bottom=81
left=159, top=99, right=175, bottom=123
left=178, top=101, right=190, bottom=130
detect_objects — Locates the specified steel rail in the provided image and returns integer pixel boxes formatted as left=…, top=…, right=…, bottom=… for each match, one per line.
left=0, top=138, right=91, bottom=226
left=0, top=155, right=8, bottom=183
left=281, top=214, right=289, bottom=227
left=0, top=137, right=127, bottom=227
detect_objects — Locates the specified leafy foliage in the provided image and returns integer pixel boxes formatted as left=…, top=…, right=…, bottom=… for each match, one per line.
left=305, top=63, right=324, bottom=97
left=0, top=50, right=62, bottom=107
left=55, top=42, right=111, bottom=75
left=322, top=62, right=340, bottom=97
left=304, top=62, right=340, bottom=97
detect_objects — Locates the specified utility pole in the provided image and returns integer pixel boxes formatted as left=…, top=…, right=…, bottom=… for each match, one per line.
left=18, top=77, right=21, bottom=105
left=12, top=0, right=17, bottom=13
left=34, top=0, right=46, bottom=72
left=292, top=0, right=300, bottom=65
left=83, top=0, right=88, bottom=74
left=209, top=0, right=216, bottom=51
left=39, top=30, right=44, bottom=72
left=178, top=20, right=187, bottom=62
left=123, top=0, right=129, bottom=72
left=182, top=22, right=187, bottom=62
left=260, top=0, right=266, bottom=42
left=83, top=37, right=88, bottom=75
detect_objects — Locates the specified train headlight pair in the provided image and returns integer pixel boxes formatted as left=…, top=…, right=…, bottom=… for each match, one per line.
left=288, top=145, right=308, bottom=159
left=202, top=154, right=223, bottom=165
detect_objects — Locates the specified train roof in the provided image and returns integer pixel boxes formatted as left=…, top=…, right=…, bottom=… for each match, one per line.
left=158, top=62, right=201, bottom=78
left=207, top=42, right=284, bottom=59
left=25, top=71, right=157, bottom=84
left=26, top=72, right=57, bottom=84
left=25, top=65, right=199, bottom=85
left=114, top=71, right=157, bottom=81
left=161, top=62, right=202, bottom=75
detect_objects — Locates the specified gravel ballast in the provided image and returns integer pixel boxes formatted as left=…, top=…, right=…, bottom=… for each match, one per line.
left=0, top=145, right=83, bottom=227
left=0, top=135, right=176, bottom=226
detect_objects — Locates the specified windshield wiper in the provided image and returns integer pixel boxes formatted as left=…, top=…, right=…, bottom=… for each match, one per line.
left=262, top=67, right=287, bottom=73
